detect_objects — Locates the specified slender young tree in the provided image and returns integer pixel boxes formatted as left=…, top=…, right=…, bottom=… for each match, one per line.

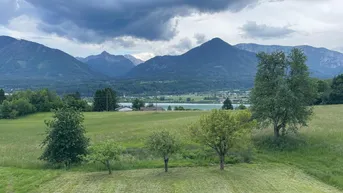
left=250, top=49, right=316, bottom=140
left=146, top=131, right=180, bottom=172
left=190, top=110, right=255, bottom=170
left=83, top=141, right=123, bottom=174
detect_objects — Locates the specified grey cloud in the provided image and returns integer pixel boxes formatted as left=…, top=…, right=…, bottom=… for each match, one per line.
left=20, top=0, right=260, bottom=42
left=0, top=0, right=33, bottom=24
left=240, top=21, right=296, bottom=39
left=194, top=33, right=207, bottom=44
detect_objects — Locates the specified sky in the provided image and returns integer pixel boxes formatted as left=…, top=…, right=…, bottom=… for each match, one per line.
left=0, top=0, right=342, bottom=61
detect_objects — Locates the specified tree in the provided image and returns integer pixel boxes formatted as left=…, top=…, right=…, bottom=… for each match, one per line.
left=132, top=98, right=145, bottom=110
left=186, top=97, right=191, bottom=102
left=40, top=107, right=89, bottom=168
left=190, top=110, right=255, bottom=170
left=222, top=98, right=233, bottom=110
left=167, top=105, right=172, bottom=111
left=93, top=88, right=118, bottom=111
left=146, top=131, right=180, bottom=172
left=0, top=89, right=5, bottom=104
left=328, top=74, right=343, bottom=104
left=63, top=93, right=90, bottom=111
left=250, top=49, right=316, bottom=140
left=236, top=104, right=247, bottom=110
left=83, top=141, right=123, bottom=174
left=314, top=79, right=331, bottom=105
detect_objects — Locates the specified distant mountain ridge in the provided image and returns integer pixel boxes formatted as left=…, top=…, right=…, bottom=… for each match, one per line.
left=124, top=55, right=144, bottom=65
left=235, top=43, right=343, bottom=78
left=0, top=36, right=103, bottom=81
left=77, top=51, right=136, bottom=77
left=126, top=38, right=258, bottom=88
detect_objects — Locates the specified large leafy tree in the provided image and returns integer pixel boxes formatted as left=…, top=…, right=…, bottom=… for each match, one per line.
left=328, top=74, right=343, bottom=104
left=190, top=110, right=255, bottom=170
left=93, top=88, right=118, bottom=111
left=250, top=49, right=316, bottom=140
left=146, top=131, right=180, bottom=172
left=222, top=98, right=233, bottom=110
left=40, top=107, right=89, bottom=168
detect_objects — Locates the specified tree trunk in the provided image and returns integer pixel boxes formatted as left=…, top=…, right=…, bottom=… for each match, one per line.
left=106, top=160, right=112, bottom=175
left=274, top=125, right=280, bottom=140
left=164, top=156, right=169, bottom=172
left=220, top=155, right=225, bottom=170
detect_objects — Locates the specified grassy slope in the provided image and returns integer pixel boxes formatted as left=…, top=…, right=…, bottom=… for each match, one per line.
left=1, top=164, right=341, bottom=193
left=255, top=105, right=343, bottom=189
left=1, top=106, right=343, bottom=192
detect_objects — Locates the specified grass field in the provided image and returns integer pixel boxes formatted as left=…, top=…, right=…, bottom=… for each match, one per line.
left=1, top=106, right=343, bottom=192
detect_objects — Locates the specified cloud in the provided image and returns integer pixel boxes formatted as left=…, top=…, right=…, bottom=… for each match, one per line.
left=240, top=21, right=296, bottom=39
left=172, top=37, right=193, bottom=52
left=194, top=33, right=207, bottom=44
left=16, top=0, right=262, bottom=43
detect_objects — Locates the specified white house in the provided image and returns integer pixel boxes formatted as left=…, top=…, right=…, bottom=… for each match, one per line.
left=117, top=107, right=133, bottom=112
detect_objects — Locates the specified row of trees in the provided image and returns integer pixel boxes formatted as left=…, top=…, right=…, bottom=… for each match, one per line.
left=0, top=87, right=120, bottom=119
left=40, top=107, right=254, bottom=173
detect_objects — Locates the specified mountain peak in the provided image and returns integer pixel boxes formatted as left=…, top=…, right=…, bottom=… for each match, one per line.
left=101, top=51, right=111, bottom=56
left=206, top=37, right=231, bottom=46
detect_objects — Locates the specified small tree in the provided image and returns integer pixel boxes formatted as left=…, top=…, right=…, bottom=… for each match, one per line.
left=250, top=49, right=316, bottom=140
left=222, top=98, right=233, bottom=110
left=167, top=105, right=172, bottom=111
left=146, top=131, right=180, bottom=172
left=236, top=104, right=247, bottom=110
left=40, top=107, right=89, bottom=169
left=83, top=141, right=123, bottom=174
left=190, top=110, right=255, bottom=170
left=132, top=98, right=145, bottom=110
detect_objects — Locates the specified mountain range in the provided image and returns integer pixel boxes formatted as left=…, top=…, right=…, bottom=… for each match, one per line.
left=0, top=36, right=102, bottom=81
left=235, top=43, right=343, bottom=78
left=1, top=35, right=343, bottom=92
left=127, top=38, right=257, bottom=88
left=77, top=51, right=136, bottom=77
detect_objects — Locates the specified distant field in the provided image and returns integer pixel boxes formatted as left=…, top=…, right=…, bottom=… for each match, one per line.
left=1, top=106, right=343, bottom=192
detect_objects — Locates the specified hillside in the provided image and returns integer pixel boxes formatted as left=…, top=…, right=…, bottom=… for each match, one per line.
left=127, top=38, right=258, bottom=88
left=0, top=36, right=103, bottom=81
left=235, top=43, right=343, bottom=78
left=1, top=106, right=343, bottom=192
left=77, top=52, right=136, bottom=77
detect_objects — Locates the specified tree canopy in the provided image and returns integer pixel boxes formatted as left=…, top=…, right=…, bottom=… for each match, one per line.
left=250, top=49, right=316, bottom=140
left=146, top=131, right=180, bottom=172
left=93, top=88, right=118, bottom=111
left=40, top=107, right=89, bottom=168
left=190, top=110, right=255, bottom=170
left=222, top=98, right=233, bottom=110
left=328, top=74, right=343, bottom=104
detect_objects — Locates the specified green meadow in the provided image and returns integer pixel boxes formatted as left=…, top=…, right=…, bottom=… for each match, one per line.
left=1, top=106, right=343, bottom=192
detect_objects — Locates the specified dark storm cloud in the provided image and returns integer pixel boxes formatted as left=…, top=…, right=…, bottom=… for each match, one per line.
left=240, top=21, right=296, bottom=39
left=22, top=0, right=259, bottom=42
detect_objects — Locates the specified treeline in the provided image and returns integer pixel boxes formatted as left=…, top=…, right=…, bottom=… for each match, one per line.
left=313, top=74, right=343, bottom=105
left=0, top=88, right=119, bottom=119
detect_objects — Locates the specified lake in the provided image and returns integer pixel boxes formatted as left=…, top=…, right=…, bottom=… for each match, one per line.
left=119, top=103, right=249, bottom=111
